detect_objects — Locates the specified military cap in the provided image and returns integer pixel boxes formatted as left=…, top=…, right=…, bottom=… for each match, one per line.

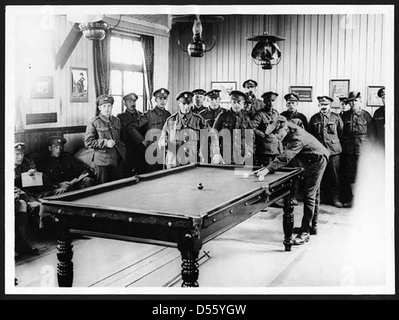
left=377, top=87, right=385, bottom=98
left=242, top=79, right=258, bottom=88
left=261, top=91, right=279, bottom=99
left=153, top=88, right=170, bottom=98
left=48, top=136, right=67, bottom=146
left=176, top=91, right=194, bottom=103
left=265, top=116, right=288, bottom=135
left=284, top=93, right=299, bottom=101
left=122, top=92, right=138, bottom=101
left=96, top=94, right=114, bottom=107
left=345, top=91, right=361, bottom=102
left=317, top=95, right=334, bottom=103
left=339, top=96, right=347, bottom=102
left=205, top=89, right=221, bottom=98
left=192, top=89, right=206, bottom=96
left=229, top=90, right=246, bottom=101
left=14, top=142, right=26, bottom=151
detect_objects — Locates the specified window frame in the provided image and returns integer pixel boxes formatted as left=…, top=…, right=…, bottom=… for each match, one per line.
left=109, top=32, right=147, bottom=114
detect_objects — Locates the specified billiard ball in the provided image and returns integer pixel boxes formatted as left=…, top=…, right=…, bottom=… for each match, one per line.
left=197, top=183, right=204, bottom=190
left=258, top=175, right=265, bottom=182
left=243, top=173, right=249, bottom=178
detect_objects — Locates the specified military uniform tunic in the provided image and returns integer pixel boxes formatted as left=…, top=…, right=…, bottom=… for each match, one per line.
left=250, top=108, right=281, bottom=165
left=212, top=109, right=253, bottom=165
left=37, top=152, right=91, bottom=185
left=373, top=106, right=385, bottom=147
left=199, top=107, right=224, bottom=128
left=117, top=109, right=147, bottom=175
left=159, top=111, right=216, bottom=168
left=340, top=108, right=374, bottom=184
left=280, top=110, right=309, bottom=131
left=85, top=114, right=126, bottom=183
left=308, top=111, right=344, bottom=201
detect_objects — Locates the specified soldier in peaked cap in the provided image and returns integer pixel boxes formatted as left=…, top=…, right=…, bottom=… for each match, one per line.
left=159, top=90, right=220, bottom=168
left=281, top=93, right=309, bottom=130
left=199, top=89, right=224, bottom=128
left=373, top=87, right=385, bottom=147
left=141, top=88, right=172, bottom=172
left=191, top=89, right=207, bottom=114
left=340, top=91, right=375, bottom=207
left=14, top=142, right=53, bottom=255
left=36, top=135, right=95, bottom=195
left=117, top=92, right=148, bottom=176
left=211, top=90, right=253, bottom=165
left=250, top=91, right=281, bottom=167
left=257, top=116, right=330, bottom=245
left=242, top=79, right=265, bottom=120
left=85, top=94, right=126, bottom=184
left=308, top=95, right=344, bottom=208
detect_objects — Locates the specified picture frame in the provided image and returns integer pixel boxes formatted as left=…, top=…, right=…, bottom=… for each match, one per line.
left=71, top=67, right=88, bottom=102
left=367, top=86, right=384, bottom=107
left=329, top=79, right=350, bottom=109
left=31, top=76, right=53, bottom=99
left=211, top=81, right=237, bottom=103
left=290, top=86, right=313, bottom=102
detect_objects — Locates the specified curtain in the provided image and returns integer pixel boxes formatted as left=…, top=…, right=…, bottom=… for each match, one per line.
left=141, top=35, right=154, bottom=111
left=93, top=31, right=111, bottom=100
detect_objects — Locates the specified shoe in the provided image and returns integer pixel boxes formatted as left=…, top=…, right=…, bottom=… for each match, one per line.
left=310, top=226, right=318, bottom=235
left=293, top=232, right=310, bottom=245
left=343, top=201, right=353, bottom=208
left=16, top=241, right=39, bottom=256
left=291, top=198, right=299, bottom=206
left=293, top=227, right=301, bottom=234
left=332, top=199, right=343, bottom=208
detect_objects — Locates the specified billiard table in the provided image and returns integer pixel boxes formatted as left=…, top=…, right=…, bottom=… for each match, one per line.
left=41, top=163, right=303, bottom=287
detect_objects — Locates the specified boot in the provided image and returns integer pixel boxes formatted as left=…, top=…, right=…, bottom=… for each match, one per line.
left=343, top=183, right=356, bottom=208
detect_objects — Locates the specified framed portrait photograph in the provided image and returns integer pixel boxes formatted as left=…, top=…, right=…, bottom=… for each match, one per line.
left=31, top=76, right=53, bottom=99
left=329, top=79, right=350, bottom=109
left=290, top=86, right=312, bottom=102
left=367, top=86, right=384, bottom=107
left=211, top=81, right=237, bottom=103
left=71, top=67, right=88, bottom=102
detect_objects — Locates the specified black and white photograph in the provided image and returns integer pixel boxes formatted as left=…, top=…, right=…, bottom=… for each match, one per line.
left=4, top=3, right=395, bottom=299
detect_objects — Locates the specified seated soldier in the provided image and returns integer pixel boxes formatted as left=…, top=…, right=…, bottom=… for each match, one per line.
left=36, top=136, right=95, bottom=195
left=14, top=142, right=53, bottom=256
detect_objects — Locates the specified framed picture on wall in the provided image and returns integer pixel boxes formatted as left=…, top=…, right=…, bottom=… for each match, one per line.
left=367, top=86, right=384, bottom=107
left=71, top=67, right=88, bottom=102
left=211, top=81, right=237, bottom=103
left=329, top=79, right=350, bottom=109
left=31, top=76, right=53, bottom=99
left=290, top=86, right=313, bottom=102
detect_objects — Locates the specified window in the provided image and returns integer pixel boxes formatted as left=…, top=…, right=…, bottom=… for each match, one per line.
left=109, top=34, right=146, bottom=115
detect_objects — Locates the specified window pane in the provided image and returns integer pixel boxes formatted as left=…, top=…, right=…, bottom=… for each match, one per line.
left=123, top=71, right=134, bottom=94
left=135, top=96, right=144, bottom=113
left=110, top=70, right=122, bottom=95
left=122, top=38, right=135, bottom=65
left=132, top=41, right=143, bottom=66
left=123, top=71, right=143, bottom=95
left=112, top=96, right=123, bottom=116
left=110, top=37, right=122, bottom=63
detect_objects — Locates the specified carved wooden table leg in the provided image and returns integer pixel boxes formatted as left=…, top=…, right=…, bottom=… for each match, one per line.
left=178, top=226, right=202, bottom=287
left=55, top=217, right=73, bottom=287
left=283, top=185, right=294, bottom=252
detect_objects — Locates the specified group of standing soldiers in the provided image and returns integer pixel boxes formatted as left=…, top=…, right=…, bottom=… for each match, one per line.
left=91, top=79, right=384, bottom=208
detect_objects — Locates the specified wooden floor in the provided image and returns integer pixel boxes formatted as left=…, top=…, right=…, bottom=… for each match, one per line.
left=12, top=198, right=393, bottom=294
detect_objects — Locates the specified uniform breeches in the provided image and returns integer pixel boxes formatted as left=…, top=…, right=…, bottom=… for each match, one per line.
left=300, top=155, right=328, bottom=232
